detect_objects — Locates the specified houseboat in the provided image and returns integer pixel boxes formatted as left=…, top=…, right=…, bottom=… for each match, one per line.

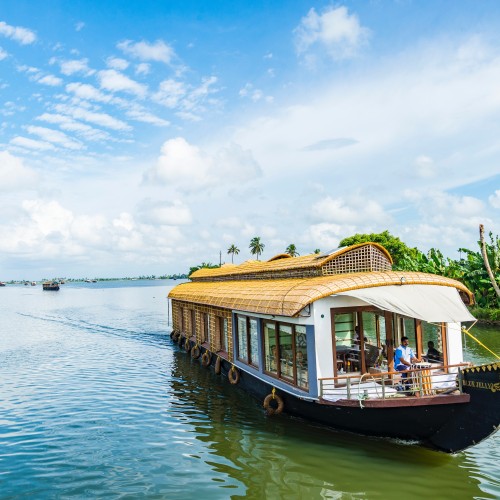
left=168, top=243, right=499, bottom=453
left=42, top=281, right=60, bottom=291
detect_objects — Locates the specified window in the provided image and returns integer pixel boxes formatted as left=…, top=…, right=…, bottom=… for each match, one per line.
left=263, top=320, right=308, bottom=389
left=264, top=322, right=278, bottom=374
left=237, top=315, right=248, bottom=361
left=422, top=321, right=443, bottom=362
left=201, top=313, right=209, bottom=344
left=294, top=325, right=308, bottom=390
left=217, top=316, right=228, bottom=352
left=236, top=315, right=259, bottom=368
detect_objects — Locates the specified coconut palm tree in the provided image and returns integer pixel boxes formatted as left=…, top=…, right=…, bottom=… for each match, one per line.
left=285, top=244, right=299, bottom=257
left=227, top=244, right=240, bottom=264
left=249, top=237, right=265, bottom=261
left=313, top=248, right=321, bottom=254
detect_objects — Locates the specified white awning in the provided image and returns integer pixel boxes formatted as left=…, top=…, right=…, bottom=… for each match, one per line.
left=337, top=285, right=475, bottom=323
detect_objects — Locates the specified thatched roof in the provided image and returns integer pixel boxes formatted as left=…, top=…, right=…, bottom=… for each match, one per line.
left=169, top=271, right=474, bottom=317
left=190, top=242, right=393, bottom=281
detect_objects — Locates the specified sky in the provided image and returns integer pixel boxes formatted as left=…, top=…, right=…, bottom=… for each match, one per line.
left=0, top=0, right=499, bottom=280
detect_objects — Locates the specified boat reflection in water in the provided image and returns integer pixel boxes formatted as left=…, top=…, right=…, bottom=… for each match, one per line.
left=168, top=242, right=499, bottom=453
left=168, top=348, right=490, bottom=499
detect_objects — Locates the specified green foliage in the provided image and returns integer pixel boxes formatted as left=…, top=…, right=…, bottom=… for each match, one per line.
left=456, top=232, right=500, bottom=309
left=249, top=236, right=265, bottom=261
left=339, top=230, right=420, bottom=268
left=188, top=262, right=219, bottom=277
left=469, top=307, right=500, bottom=323
left=285, top=243, right=299, bottom=257
left=313, top=248, right=321, bottom=254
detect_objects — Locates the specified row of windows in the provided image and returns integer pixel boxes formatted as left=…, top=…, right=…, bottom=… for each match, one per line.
left=180, top=307, right=229, bottom=352
left=236, top=315, right=309, bottom=391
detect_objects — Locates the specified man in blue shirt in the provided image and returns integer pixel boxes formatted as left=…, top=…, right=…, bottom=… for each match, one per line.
left=394, top=336, right=421, bottom=370
left=394, top=336, right=421, bottom=391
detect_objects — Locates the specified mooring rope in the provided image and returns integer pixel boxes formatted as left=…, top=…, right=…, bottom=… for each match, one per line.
left=461, top=326, right=500, bottom=360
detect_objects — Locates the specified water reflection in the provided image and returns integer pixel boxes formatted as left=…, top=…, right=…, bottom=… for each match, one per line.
left=169, top=349, right=493, bottom=499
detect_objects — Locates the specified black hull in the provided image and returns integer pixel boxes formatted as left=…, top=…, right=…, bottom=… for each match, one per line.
left=173, top=337, right=499, bottom=453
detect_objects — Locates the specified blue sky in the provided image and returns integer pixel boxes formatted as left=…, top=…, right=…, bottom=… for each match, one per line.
left=0, top=1, right=499, bottom=280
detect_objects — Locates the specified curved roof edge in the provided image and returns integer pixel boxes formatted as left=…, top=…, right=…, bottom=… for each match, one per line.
left=318, top=242, right=393, bottom=266
left=168, top=271, right=473, bottom=317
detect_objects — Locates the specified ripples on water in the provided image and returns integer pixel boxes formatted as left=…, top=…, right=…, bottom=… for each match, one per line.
left=0, top=282, right=499, bottom=499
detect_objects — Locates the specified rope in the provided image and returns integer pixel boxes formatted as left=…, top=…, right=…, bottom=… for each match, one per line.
left=461, top=326, right=500, bottom=360
left=271, top=387, right=276, bottom=399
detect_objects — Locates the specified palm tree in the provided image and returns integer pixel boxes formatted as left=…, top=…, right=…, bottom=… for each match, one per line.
left=314, top=248, right=321, bottom=254
left=249, top=237, right=265, bottom=261
left=285, top=244, right=299, bottom=257
left=227, top=244, right=240, bottom=264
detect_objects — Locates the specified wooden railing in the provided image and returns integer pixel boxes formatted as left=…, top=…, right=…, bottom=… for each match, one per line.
left=318, top=363, right=471, bottom=401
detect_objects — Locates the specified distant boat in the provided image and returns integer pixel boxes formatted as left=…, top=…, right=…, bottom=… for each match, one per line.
left=31, top=282, right=36, bottom=286
left=24, top=282, right=29, bottom=286
left=42, top=281, right=60, bottom=291
left=0, top=282, right=5, bottom=287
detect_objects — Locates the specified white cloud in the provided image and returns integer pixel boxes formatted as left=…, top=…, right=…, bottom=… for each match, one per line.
left=143, top=137, right=210, bottom=189
left=138, top=200, right=192, bottom=225
left=303, top=223, right=353, bottom=251
left=135, top=63, right=150, bottom=75
left=10, top=136, right=55, bottom=151
left=489, top=189, right=500, bottom=209
left=0, top=47, right=8, bottom=60
left=0, top=21, right=36, bottom=45
left=26, top=125, right=83, bottom=150
left=153, top=79, right=186, bottom=108
left=106, top=57, right=129, bottom=70
left=59, top=58, right=94, bottom=76
left=125, top=105, right=169, bottom=126
left=75, top=21, right=85, bottom=32
left=0, top=151, right=39, bottom=191
left=97, top=69, right=147, bottom=97
left=53, top=103, right=131, bottom=131
left=153, top=76, right=219, bottom=118
left=143, top=138, right=262, bottom=191
left=37, top=74, right=63, bottom=86
left=117, top=39, right=175, bottom=64
left=414, top=155, right=435, bottom=178
left=311, top=196, right=389, bottom=225
left=294, top=6, right=369, bottom=61
left=66, top=82, right=116, bottom=103
left=404, top=190, right=486, bottom=229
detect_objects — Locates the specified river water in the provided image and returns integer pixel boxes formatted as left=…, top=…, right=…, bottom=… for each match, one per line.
left=0, top=280, right=499, bottom=499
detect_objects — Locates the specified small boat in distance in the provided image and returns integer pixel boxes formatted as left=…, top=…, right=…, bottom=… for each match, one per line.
left=0, top=282, right=5, bottom=287
left=42, top=281, right=60, bottom=291
left=31, top=281, right=36, bottom=286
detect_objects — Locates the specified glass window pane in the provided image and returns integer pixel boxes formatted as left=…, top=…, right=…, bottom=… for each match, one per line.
left=403, top=318, right=416, bottom=348
left=264, top=322, right=277, bottom=374
left=422, top=321, right=443, bottom=362
left=334, top=313, right=354, bottom=347
left=279, top=324, right=293, bottom=380
left=222, top=318, right=228, bottom=352
left=237, top=315, right=248, bottom=361
left=295, top=325, right=308, bottom=390
left=249, top=319, right=259, bottom=367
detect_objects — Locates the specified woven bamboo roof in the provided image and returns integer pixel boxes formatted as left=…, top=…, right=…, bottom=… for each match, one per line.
left=169, top=271, right=474, bottom=317
left=190, top=243, right=393, bottom=280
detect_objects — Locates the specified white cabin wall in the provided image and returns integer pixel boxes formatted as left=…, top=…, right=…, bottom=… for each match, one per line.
left=312, top=296, right=370, bottom=387
left=446, top=322, right=463, bottom=365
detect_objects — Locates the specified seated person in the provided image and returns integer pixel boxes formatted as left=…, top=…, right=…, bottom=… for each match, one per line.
left=394, top=336, right=421, bottom=389
left=353, top=326, right=368, bottom=351
left=425, top=341, right=441, bottom=362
